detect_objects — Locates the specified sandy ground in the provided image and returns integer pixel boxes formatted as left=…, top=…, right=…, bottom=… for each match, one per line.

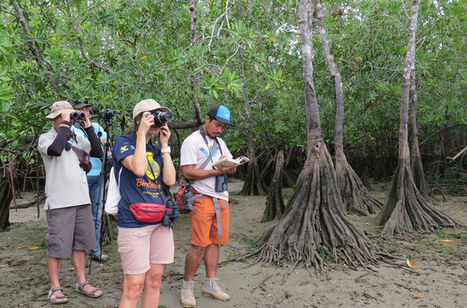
left=1, top=180, right=466, bottom=308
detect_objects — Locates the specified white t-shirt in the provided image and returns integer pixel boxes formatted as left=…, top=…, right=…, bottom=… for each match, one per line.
left=180, top=130, right=232, bottom=201
left=38, top=128, right=91, bottom=210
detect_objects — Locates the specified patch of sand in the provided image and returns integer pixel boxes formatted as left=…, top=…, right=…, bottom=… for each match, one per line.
left=1, top=179, right=466, bottom=307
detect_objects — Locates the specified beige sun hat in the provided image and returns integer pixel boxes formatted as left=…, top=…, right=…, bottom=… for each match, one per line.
left=132, top=99, right=171, bottom=119
left=45, top=101, right=73, bottom=119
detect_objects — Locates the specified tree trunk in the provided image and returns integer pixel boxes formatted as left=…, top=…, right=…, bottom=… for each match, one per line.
left=315, top=0, right=381, bottom=215
left=249, top=0, right=377, bottom=270
left=239, top=56, right=268, bottom=195
left=378, top=0, right=458, bottom=236
left=261, top=148, right=285, bottom=222
left=409, top=69, right=428, bottom=196
left=189, top=0, right=203, bottom=124
left=0, top=164, right=12, bottom=231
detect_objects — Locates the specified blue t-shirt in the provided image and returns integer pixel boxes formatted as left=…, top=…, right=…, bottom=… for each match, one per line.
left=112, top=134, right=166, bottom=228
left=72, top=122, right=107, bottom=176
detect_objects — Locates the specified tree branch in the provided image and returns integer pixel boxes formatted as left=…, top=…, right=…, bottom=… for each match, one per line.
left=10, top=0, right=62, bottom=92
left=169, top=120, right=203, bottom=130
left=64, top=5, right=114, bottom=74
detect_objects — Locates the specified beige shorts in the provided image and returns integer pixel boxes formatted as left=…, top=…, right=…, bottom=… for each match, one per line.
left=117, top=224, right=174, bottom=275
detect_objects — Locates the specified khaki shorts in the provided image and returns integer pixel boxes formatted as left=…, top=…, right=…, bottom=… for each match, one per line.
left=45, top=205, right=96, bottom=259
left=189, top=197, right=229, bottom=247
left=118, top=224, right=174, bottom=275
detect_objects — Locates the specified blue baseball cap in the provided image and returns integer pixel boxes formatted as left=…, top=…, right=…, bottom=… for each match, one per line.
left=207, top=105, right=231, bottom=124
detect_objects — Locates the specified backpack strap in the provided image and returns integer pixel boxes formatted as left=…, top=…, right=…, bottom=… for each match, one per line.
left=212, top=197, right=226, bottom=236
left=115, top=166, right=123, bottom=185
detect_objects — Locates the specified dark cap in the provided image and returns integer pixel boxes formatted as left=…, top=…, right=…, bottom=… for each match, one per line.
left=72, top=99, right=90, bottom=109
left=206, top=105, right=231, bottom=124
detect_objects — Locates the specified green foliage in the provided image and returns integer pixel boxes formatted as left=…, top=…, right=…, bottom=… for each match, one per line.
left=0, top=0, right=464, bottom=174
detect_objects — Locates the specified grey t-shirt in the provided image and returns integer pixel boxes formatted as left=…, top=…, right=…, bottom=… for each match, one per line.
left=38, top=127, right=91, bottom=210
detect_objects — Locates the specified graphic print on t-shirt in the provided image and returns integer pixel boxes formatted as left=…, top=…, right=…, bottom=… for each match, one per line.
left=145, top=151, right=161, bottom=180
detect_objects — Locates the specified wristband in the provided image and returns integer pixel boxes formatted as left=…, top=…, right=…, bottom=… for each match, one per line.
left=161, top=146, right=171, bottom=154
left=59, top=123, right=70, bottom=129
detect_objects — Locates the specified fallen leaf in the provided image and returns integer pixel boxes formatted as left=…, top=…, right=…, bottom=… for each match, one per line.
left=413, top=296, right=424, bottom=299
left=13, top=246, right=23, bottom=250
left=407, top=259, right=418, bottom=269
left=364, top=222, right=369, bottom=225
left=29, top=246, right=39, bottom=250
left=0, top=264, right=8, bottom=268
left=440, top=239, right=453, bottom=243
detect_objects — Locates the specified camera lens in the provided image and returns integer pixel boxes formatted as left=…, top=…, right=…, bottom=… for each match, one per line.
left=99, top=109, right=116, bottom=120
left=152, top=111, right=173, bottom=127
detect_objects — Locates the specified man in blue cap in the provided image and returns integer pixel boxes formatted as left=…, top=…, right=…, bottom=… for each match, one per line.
left=179, top=105, right=237, bottom=307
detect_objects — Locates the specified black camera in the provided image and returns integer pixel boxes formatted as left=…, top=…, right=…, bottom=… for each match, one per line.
left=152, top=111, right=173, bottom=127
left=215, top=174, right=228, bottom=192
left=162, top=198, right=179, bottom=227
left=70, top=112, right=85, bottom=121
left=99, top=109, right=116, bottom=121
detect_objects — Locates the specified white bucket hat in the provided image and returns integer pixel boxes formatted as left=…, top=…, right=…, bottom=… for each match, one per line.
left=132, top=99, right=171, bottom=119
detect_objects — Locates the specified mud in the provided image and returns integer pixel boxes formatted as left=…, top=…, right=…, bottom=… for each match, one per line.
left=1, top=180, right=466, bottom=307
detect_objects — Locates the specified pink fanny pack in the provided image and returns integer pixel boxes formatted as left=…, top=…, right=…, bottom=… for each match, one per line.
left=129, top=203, right=168, bottom=223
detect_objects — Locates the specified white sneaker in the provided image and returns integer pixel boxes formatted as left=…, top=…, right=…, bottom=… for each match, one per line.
left=181, top=280, right=196, bottom=307
left=202, top=278, right=230, bottom=301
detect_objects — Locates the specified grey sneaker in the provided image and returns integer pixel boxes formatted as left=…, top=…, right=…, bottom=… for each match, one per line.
left=181, top=280, right=196, bottom=307
left=202, top=278, right=230, bottom=301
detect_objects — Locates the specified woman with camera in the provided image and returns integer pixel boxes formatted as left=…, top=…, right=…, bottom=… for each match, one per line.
left=112, top=99, right=176, bottom=308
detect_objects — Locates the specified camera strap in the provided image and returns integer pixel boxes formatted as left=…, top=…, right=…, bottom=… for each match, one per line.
left=70, top=145, right=91, bottom=173
left=199, top=127, right=223, bottom=169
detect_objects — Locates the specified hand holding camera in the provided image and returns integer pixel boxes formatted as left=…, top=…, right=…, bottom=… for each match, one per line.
left=159, top=124, right=171, bottom=146
left=137, top=112, right=155, bottom=136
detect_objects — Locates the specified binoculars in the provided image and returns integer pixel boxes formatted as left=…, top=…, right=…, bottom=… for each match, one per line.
left=162, top=198, right=179, bottom=227
left=215, top=174, right=228, bottom=192
left=70, top=112, right=85, bottom=121
left=152, top=111, right=173, bottom=127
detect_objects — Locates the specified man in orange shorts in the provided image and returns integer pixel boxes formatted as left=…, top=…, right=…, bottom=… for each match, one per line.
left=179, top=105, right=237, bottom=307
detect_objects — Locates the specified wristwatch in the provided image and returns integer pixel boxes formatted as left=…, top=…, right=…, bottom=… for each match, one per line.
left=161, top=146, right=171, bottom=154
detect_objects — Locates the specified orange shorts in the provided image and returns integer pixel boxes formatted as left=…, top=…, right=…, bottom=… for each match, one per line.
left=189, top=197, right=229, bottom=247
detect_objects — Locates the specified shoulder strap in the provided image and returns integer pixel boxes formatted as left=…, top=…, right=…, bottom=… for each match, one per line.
left=115, top=166, right=123, bottom=185
left=199, top=127, right=223, bottom=155
left=198, top=127, right=223, bottom=170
